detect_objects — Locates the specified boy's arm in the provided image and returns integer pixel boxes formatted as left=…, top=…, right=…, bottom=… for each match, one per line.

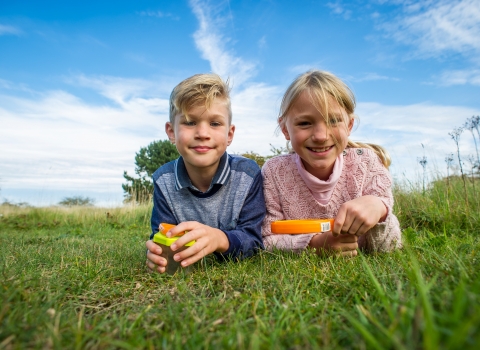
left=216, top=171, right=266, bottom=259
left=150, top=179, right=178, bottom=239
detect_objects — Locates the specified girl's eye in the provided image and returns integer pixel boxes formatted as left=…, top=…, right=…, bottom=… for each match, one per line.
left=328, top=117, right=342, bottom=125
left=296, top=121, right=311, bottom=127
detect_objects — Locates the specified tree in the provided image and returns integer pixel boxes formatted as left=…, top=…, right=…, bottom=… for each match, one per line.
left=58, top=196, right=95, bottom=207
left=241, top=144, right=289, bottom=168
left=122, top=140, right=179, bottom=203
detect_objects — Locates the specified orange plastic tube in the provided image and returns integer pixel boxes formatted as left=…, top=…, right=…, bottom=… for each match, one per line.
left=271, top=219, right=335, bottom=234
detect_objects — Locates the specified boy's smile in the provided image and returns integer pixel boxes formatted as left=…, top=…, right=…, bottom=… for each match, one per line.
left=281, top=91, right=353, bottom=181
left=166, top=98, right=235, bottom=192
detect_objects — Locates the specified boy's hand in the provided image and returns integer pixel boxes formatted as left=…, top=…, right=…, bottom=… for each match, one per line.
left=309, top=231, right=358, bottom=257
left=145, top=239, right=168, bottom=274
left=333, top=195, right=388, bottom=237
left=166, top=221, right=230, bottom=267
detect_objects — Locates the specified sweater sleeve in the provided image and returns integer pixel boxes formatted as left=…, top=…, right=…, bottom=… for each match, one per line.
left=359, top=152, right=402, bottom=252
left=261, top=159, right=315, bottom=253
left=216, top=171, right=266, bottom=260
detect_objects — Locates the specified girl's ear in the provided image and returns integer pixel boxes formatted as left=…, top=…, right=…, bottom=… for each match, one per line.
left=280, top=118, right=291, bottom=140
left=346, top=116, right=354, bottom=136
left=165, top=122, right=176, bottom=144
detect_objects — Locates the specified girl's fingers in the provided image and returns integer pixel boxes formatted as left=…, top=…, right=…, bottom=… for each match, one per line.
left=337, top=234, right=358, bottom=243
left=340, top=249, right=358, bottom=257
left=333, top=207, right=347, bottom=236
left=338, top=242, right=358, bottom=251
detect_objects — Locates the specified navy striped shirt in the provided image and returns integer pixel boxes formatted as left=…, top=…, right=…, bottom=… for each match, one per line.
left=150, top=152, right=266, bottom=259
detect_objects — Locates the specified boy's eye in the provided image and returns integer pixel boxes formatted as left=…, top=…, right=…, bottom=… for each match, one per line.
left=183, top=120, right=196, bottom=126
left=210, top=121, right=222, bottom=127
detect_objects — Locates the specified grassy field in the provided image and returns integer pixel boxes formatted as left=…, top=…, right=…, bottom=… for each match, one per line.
left=1, top=177, right=479, bottom=349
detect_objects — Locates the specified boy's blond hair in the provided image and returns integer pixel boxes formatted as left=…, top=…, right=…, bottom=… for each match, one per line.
left=169, top=73, right=232, bottom=123
left=278, top=70, right=391, bottom=168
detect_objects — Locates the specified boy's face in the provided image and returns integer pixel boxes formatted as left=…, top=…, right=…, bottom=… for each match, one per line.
left=165, top=98, right=235, bottom=178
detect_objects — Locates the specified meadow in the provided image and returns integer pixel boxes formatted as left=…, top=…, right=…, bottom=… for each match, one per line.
left=1, top=176, right=479, bottom=349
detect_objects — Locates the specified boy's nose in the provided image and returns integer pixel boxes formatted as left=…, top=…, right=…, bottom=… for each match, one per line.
left=195, top=122, right=210, bottom=139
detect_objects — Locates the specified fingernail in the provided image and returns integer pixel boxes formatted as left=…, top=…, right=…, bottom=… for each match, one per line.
left=181, top=261, right=188, bottom=267
left=171, top=244, right=177, bottom=250
left=166, top=231, right=172, bottom=238
left=173, top=254, right=180, bottom=261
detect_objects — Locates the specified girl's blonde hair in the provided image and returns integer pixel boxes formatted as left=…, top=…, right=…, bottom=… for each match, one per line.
left=278, top=70, right=391, bottom=168
left=169, top=73, right=232, bottom=123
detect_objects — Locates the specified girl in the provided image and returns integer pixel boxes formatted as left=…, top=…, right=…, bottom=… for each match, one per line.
left=262, top=70, right=401, bottom=256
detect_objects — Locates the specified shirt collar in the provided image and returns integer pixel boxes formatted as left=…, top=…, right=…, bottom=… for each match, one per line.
left=174, top=152, right=231, bottom=192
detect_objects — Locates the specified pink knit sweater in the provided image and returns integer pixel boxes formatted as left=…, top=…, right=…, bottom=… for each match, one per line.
left=261, top=148, right=402, bottom=253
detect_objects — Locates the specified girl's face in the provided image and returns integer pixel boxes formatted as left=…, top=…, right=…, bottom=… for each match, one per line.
left=281, top=91, right=353, bottom=181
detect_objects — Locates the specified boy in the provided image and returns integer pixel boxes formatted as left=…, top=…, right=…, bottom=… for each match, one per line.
left=145, top=73, right=266, bottom=274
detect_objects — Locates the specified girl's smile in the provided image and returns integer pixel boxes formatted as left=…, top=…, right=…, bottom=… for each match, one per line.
left=281, top=90, right=353, bottom=181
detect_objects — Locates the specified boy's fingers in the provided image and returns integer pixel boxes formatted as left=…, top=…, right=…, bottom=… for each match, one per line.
left=167, top=221, right=199, bottom=237
left=171, top=228, right=202, bottom=251
left=146, top=240, right=162, bottom=255
left=179, top=247, right=209, bottom=267
left=146, top=250, right=167, bottom=266
left=146, top=259, right=166, bottom=274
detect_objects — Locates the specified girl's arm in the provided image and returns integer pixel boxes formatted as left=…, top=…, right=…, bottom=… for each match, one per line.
left=357, top=151, right=402, bottom=252
left=261, top=162, right=315, bottom=253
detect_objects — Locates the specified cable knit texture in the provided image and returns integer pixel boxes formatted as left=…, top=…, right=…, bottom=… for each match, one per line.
left=261, top=148, right=402, bottom=253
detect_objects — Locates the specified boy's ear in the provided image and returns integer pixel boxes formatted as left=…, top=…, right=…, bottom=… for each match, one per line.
left=165, top=122, right=175, bottom=144
left=227, top=124, right=235, bottom=146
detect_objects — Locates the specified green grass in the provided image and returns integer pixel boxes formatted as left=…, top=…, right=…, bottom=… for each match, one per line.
left=1, top=177, right=480, bottom=349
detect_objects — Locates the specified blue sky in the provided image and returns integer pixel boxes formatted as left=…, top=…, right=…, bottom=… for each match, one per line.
left=1, top=0, right=479, bottom=206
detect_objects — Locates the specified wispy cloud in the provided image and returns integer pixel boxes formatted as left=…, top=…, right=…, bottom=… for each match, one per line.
left=355, top=101, right=480, bottom=179
left=189, top=0, right=256, bottom=87
left=326, top=1, right=352, bottom=20
left=437, top=69, right=480, bottom=86
left=137, top=10, right=179, bottom=20
left=379, top=0, right=480, bottom=59
left=0, top=24, right=22, bottom=36
left=348, top=72, right=400, bottom=82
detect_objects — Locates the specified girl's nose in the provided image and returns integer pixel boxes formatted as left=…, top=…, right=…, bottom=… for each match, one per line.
left=311, top=122, right=328, bottom=142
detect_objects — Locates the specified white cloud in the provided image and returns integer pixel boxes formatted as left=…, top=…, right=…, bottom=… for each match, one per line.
left=349, top=72, right=400, bottom=82
left=0, top=77, right=172, bottom=205
left=437, top=69, right=480, bottom=86
left=326, top=2, right=353, bottom=19
left=380, top=0, right=480, bottom=59
left=0, top=24, right=22, bottom=36
left=355, top=101, right=480, bottom=180
left=137, top=10, right=179, bottom=20
left=189, top=0, right=256, bottom=87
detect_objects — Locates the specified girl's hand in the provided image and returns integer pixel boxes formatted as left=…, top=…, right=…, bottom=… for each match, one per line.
left=333, top=195, right=387, bottom=237
left=309, top=231, right=358, bottom=257
left=166, top=221, right=230, bottom=267
left=145, top=239, right=168, bottom=274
